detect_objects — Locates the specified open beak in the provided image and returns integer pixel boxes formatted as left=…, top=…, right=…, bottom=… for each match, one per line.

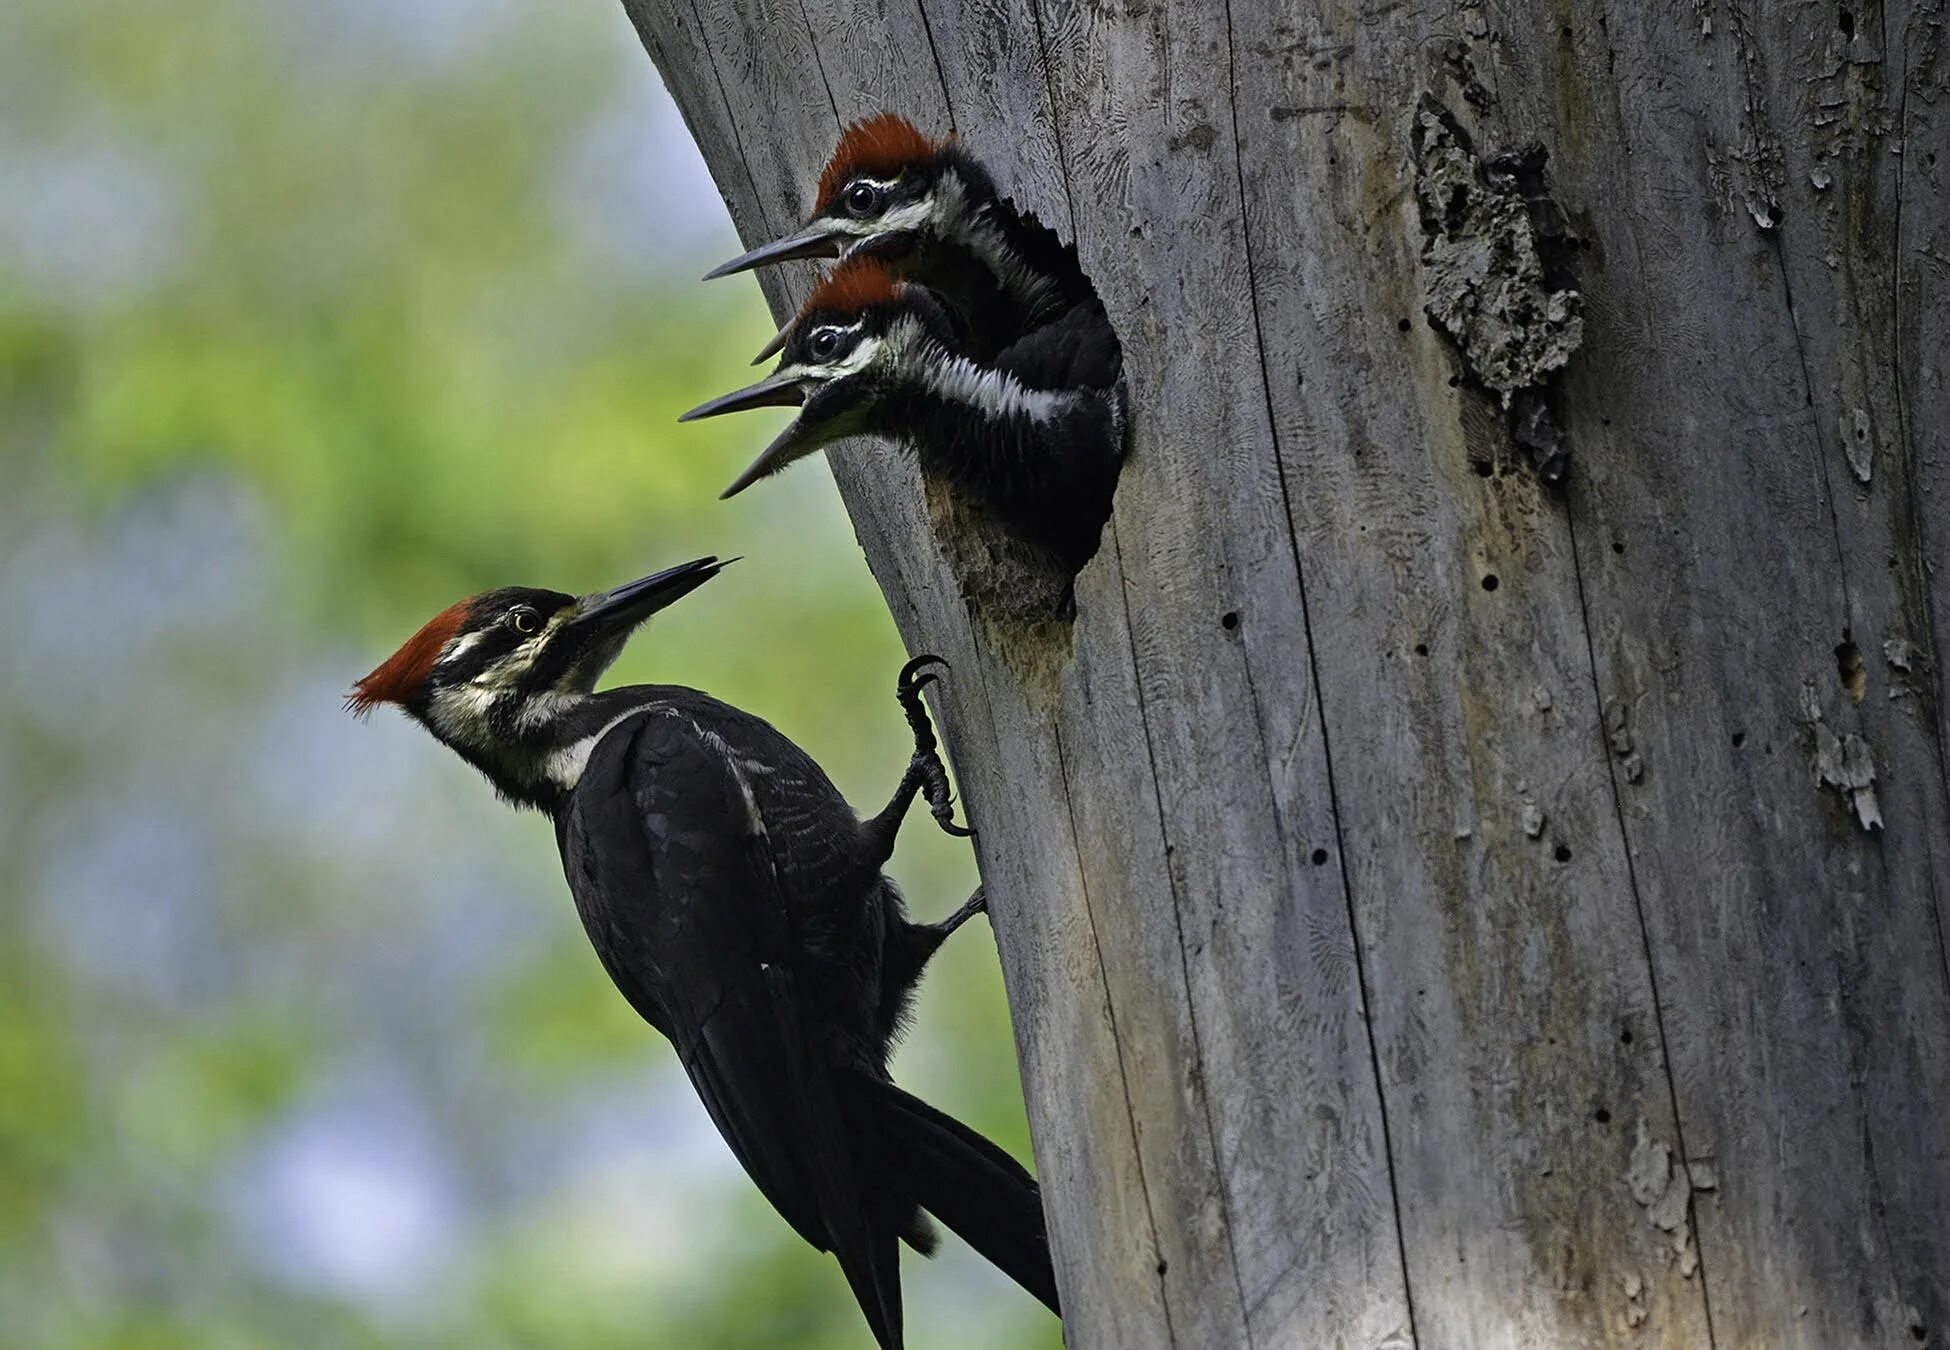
left=677, top=370, right=808, bottom=423
left=681, top=367, right=843, bottom=500
left=717, top=416, right=833, bottom=499
left=750, top=320, right=793, bottom=365
left=568, top=557, right=732, bottom=638
left=702, top=226, right=843, bottom=281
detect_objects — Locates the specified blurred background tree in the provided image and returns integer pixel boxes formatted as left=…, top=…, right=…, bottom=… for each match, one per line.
left=0, top=2, right=1053, bottom=1345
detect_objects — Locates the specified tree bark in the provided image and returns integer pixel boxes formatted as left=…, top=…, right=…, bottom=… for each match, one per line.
left=621, top=1, right=1950, bottom=1345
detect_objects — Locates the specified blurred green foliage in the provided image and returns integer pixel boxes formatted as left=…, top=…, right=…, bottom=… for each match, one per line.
left=0, top=2, right=1054, bottom=1346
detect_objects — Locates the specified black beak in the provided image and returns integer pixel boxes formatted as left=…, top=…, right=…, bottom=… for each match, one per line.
left=750, top=320, right=793, bottom=365
left=568, top=557, right=732, bottom=636
left=702, top=226, right=843, bottom=281
left=677, top=371, right=808, bottom=422
left=718, top=416, right=831, bottom=499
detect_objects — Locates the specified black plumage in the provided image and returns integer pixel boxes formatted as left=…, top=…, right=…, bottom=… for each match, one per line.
left=838, top=142, right=1095, bottom=363
left=872, top=293, right=1126, bottom=572
left=560, top=690, right=1055, bottom=1345
left=683, top=267, right=1126, bottom=574
left=350, top=565, right=1057, bottom=1349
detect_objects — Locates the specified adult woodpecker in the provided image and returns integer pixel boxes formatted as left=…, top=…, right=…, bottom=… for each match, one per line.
left=680, top=260, right=1124, bottom=574
left=347, top=557, right=1057, bottom=1348
left=705, top=113, right=1093, bottom=364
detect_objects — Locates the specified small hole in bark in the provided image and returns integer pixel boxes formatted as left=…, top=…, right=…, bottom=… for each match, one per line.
left=1473, top=460, right=1494, bottom=478
left=1554, top=843, right=1573, bottom=862
left=1156, top=1260, right=1168, bottom=1276
left=1220, top=610, right=1240, bottom=631
left=1910, top=1323, right=1926, bottom=1342
left=1560, top=24, right=1573, bottom=38
left=1593, top=1106, right=1612, bottom=1124
left=1620, top=1027, right=1634, bottom=1044
left=1414, top=642, right=1429, bottom=657
left=1611, top=540, right=1625, bottom=555
left=1311, top=848, right=1330, bottom=865
left=1481, top=573, right=1500, bottom=592
left=1447, top=374, right=1460, bottom=388
left=1839, top=8, right=1855, bottom=38
left=1397, top=317, right=1412, bottom=332
left=1731, top=731, right=1746, bottom=748
left=1835, top=639, right=1866, bottom=701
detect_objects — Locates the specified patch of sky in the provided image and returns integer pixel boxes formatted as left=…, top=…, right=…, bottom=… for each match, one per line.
left=228, top=1065, right=464, bottom=1313
left=0, top=127, right=186, bottom=315
left=553, top=55, right=741, bottom=274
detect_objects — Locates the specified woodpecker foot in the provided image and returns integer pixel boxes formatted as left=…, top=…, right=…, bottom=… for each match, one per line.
left=898, top=655, right=974, bottom=839
left=936, top=885, right=987, bottom=938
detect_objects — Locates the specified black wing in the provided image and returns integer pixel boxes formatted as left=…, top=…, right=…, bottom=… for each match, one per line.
left=993, top=298, right=1123, bottom=395
left=558, top=709, right=905, bottom=1348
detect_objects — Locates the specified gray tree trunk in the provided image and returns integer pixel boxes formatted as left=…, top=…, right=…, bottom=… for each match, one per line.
left=620, top=2, right=1950, bottom=1345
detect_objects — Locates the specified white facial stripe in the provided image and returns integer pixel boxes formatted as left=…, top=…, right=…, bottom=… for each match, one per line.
left=427, top=681, right=501, bottom=749
left=885, top=316, right=1067, bottom=422
left=469, top=609, right=573, bottom=688
left=424, top=607, right=583, bottom=750
left=877, top=200, right=932, bottom=233
left=788, top=330, right=884, bottom=383
left=438, top=630, right=488, bottom=665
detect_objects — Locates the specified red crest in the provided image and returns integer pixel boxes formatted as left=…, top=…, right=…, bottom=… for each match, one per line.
left=346, top=600, right=471, bottom=715
left=814, top=113, right=938, bottom=213
left=800, top=257, right=904, bottom=318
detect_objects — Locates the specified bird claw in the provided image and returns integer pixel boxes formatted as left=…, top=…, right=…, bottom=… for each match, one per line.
left=898, top=653, right=949, bottom=692
left=896, top=654, right=971, bottom=838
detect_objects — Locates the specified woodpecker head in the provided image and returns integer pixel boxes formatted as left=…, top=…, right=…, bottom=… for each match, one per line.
left=704, top=115, right=964, bottom=288
left=680, top=259, right=957, bottom=498
left=348, top=558, right=728, bottom=802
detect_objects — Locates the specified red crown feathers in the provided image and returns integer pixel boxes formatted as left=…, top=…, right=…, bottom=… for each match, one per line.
left=813, top=113, right=939, bottom=214
left=346, top=600, right=470, bottom=715
left=800, top=256, right=904, bottom=316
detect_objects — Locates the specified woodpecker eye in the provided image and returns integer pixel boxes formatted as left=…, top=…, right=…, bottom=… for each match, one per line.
left=807, top=326, right=845, bottom=361
left=507, top=607, right=538, bottom=634
left=843, top=181, right=879, bottom=217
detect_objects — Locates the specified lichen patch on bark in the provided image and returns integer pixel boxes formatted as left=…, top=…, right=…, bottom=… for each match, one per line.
left=1410, top=98, right=1584, bottom=406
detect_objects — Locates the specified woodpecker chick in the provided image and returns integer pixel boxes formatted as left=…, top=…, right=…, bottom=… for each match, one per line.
left=707, top=113, right=1093, bottom=363
left=348, top=559, right=1056, bottom=1349
left=681, top=260, right=1125, bottom=574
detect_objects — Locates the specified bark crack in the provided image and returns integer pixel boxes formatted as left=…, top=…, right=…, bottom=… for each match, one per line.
left=1014, top=6, right=1196, bottom=1339
left=1218, top=0, right=1417, bottom=1342
left=1769, top=229, right=1857, bottom=630
left=1150, top=8, right=1255, bottom=1332
left=1052, top=716, right=1178, bottom=1343
left=680, top=0, right=774, bottom=232
left=1023, top=0, right=1083, bottom=237
left=1886, top=1, right=1950, bottom=1004
left=1564, top=501, right=1721, bottom=1349
left=909, top=0, right=958, bottom=134
left=792, top=0, right=842, bottom=125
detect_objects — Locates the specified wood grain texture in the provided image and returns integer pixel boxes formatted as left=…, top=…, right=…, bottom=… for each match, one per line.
left=621, top=0, right=1950, bottom=1345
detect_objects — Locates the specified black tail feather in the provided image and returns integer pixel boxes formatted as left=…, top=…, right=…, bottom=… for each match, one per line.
left=840, top=1073, right=1062, bottom=1315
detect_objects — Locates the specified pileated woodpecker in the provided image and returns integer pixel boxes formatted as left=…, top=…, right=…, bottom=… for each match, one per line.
left=347, top=557, right=1057, bottom=1347
left=705, top=113, right=1094, bottom=364
left=680, top=260, right=1124, bottom=574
